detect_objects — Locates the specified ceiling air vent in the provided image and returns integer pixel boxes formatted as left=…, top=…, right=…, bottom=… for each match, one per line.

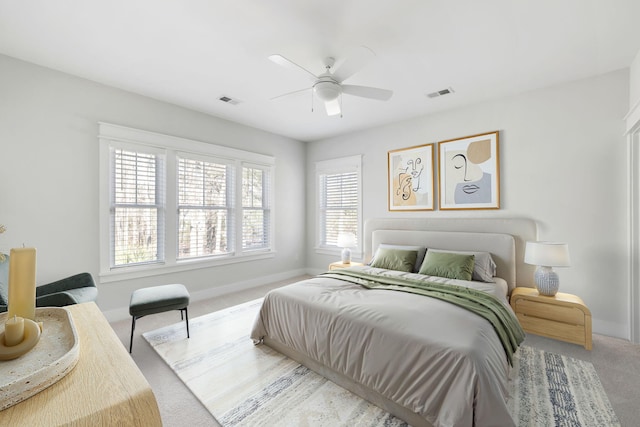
left=219, top=96, right=241, bottom=105
left=426, top=87, right=455, bottom=99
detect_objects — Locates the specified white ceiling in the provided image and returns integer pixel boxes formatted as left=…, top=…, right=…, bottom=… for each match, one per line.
left=1, top=1, right=639, bottom=142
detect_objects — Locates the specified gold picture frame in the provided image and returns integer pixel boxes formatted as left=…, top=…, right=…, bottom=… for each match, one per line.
left=438, top=131, right=500, bottom=210
left=388, top=143, right=435, bottom=211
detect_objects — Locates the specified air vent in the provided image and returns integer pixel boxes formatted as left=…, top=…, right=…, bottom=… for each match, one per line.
left=426, top=87, right=455, bottom=99
left=219, top=96, right=241, bottom=105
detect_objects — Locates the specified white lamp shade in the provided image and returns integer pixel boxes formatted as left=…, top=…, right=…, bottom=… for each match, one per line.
left=524, top=242, right=570, bottom=267
left=337, top=233, right=357, bottom=248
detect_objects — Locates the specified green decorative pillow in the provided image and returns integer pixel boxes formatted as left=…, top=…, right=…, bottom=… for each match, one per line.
left=369, top=248, right=418, bottom=272
left=369, top=244, right=426, bottom=272
left=428, top=249, right=497, bottom=282
left=418, top=251, right=475, bottom=281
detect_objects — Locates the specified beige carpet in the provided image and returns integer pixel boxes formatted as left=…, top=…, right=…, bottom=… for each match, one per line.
left=144, top=298, right=620, bottom=427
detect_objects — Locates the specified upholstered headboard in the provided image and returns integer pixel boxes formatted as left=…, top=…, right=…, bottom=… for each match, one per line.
left=371, top=230, right=516, bottom=291
left=364, top=218, right=538, bottom=293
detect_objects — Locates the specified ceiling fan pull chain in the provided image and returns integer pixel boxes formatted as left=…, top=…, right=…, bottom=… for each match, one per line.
left=311, top=90, right=314, bottom=112
left=340, top=94, right=343, bottom=118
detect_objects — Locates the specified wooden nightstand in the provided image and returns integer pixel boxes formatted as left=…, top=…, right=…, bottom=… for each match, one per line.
left=329, top=261, right=364, bottom=270
left=510, top=287, right=592, bottom=350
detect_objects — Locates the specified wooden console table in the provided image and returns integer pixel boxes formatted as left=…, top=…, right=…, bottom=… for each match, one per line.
left=0, top=302, right=162, bottom=425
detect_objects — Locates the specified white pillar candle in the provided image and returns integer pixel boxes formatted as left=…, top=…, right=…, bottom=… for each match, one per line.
left=7, top=247, right=37, bottom=321
left=4, top=315, right=25, bottom=347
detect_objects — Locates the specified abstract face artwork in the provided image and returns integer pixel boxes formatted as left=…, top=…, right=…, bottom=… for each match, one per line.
left=388, top=143, right=434, bottom=211
left=439, top=131, right=500, bottom=210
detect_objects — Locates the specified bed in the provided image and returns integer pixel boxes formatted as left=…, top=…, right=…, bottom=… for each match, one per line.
left=251, top=218, right=537, bottom=427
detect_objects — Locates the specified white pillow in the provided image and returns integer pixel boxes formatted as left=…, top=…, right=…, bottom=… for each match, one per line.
left=426, top=249, right=497, bottom=282
left=370, top=244, right=426, bottom=273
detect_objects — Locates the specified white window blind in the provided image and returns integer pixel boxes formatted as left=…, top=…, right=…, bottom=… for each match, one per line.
left=177, top=156, right=235, bottom=259
left=242, top=165, right=271, bottom=250
left=111, top=147, right=165, bottom=267
left=317, top=155, right=362, bottom=250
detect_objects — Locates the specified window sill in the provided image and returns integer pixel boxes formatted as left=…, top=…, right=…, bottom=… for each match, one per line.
left=99, top=251, right=276, bottom=283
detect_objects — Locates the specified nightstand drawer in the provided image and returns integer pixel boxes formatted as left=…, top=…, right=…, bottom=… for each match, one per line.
left=516, top=313, right=587, bottom=347
left=514, top=299, right=585, bottom=325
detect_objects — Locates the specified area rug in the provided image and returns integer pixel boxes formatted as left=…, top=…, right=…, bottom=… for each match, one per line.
left=143, top=299, right=620, bottom=427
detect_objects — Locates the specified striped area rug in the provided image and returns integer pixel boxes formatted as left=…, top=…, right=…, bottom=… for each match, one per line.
left=144, top=298, right=619, bottom=427
left=508, top=346, right=620, bottom=426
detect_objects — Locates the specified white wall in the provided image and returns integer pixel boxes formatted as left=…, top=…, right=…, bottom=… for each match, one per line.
left=307, top=69, right=630, bottom=339
left=0, top=54, right=307, bottom=315
left=630, top=50, right=640, bottom=110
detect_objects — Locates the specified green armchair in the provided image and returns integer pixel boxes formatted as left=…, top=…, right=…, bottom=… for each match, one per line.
left=0, top=256, right=98, bottom=313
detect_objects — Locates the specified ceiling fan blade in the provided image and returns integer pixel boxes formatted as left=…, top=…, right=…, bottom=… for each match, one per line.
left=270, top=87, right=311, bottom=101
left=269, top=54, right=317, bottom=82
left=332, top=46, right=376, bottom=83
left=324, top=98, right=341, bottom=116
left=342, top=85, right=393, bottom=101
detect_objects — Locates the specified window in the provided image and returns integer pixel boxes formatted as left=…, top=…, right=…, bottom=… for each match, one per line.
left=99, top=123, right=274, bottom=280
left=111, top=147, right=165, bottom=267
left=242, top=165, right=271, bottom=251
left=177, top=156, right=234, bottom=259
left=316, top=155, right=362, bottom=254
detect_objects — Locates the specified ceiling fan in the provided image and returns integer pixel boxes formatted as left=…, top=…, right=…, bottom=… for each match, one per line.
left=269, top=47, right=393, bottom=117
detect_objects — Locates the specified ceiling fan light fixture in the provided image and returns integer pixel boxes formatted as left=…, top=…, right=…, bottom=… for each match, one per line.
left=324, top=98, right=342, bottom=116
left=270, top=49, right=392, bottom=116
left=313, top=80, right=341, bottom=102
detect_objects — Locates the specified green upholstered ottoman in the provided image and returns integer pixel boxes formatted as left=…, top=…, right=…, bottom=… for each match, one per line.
left=129, top=284, right=190, bottom=353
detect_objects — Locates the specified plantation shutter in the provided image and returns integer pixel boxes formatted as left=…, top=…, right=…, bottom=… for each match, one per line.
left=111, top=146, right=165, bottom=267
left=177, top=156, right=235, bottom=259
left=317, top=155, right=361, bottom=249
left=242, top=165, right=271, bottom=250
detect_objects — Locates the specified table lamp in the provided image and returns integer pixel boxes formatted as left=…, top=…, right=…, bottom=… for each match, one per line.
left=337, top=233, right=357, bottom=264
left=524, top=241, right=570, bottom=296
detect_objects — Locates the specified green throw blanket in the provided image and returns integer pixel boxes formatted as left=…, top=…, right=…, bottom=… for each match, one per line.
left=321, top=269, right=525, bottom=366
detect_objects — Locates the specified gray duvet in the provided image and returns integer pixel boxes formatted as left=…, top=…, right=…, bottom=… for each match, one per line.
left=250, top=266, right=517, bottom=427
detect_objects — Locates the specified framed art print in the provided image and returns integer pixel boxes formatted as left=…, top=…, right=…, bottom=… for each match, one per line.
left=388, top=143, right=434, bottom=211
left=438, top=131, right=500, bottom=210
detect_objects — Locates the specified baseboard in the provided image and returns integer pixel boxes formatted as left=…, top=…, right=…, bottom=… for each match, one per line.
left=101, top=268, right=309, bottom=323
left=592, top=318, right=629, bottom=340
